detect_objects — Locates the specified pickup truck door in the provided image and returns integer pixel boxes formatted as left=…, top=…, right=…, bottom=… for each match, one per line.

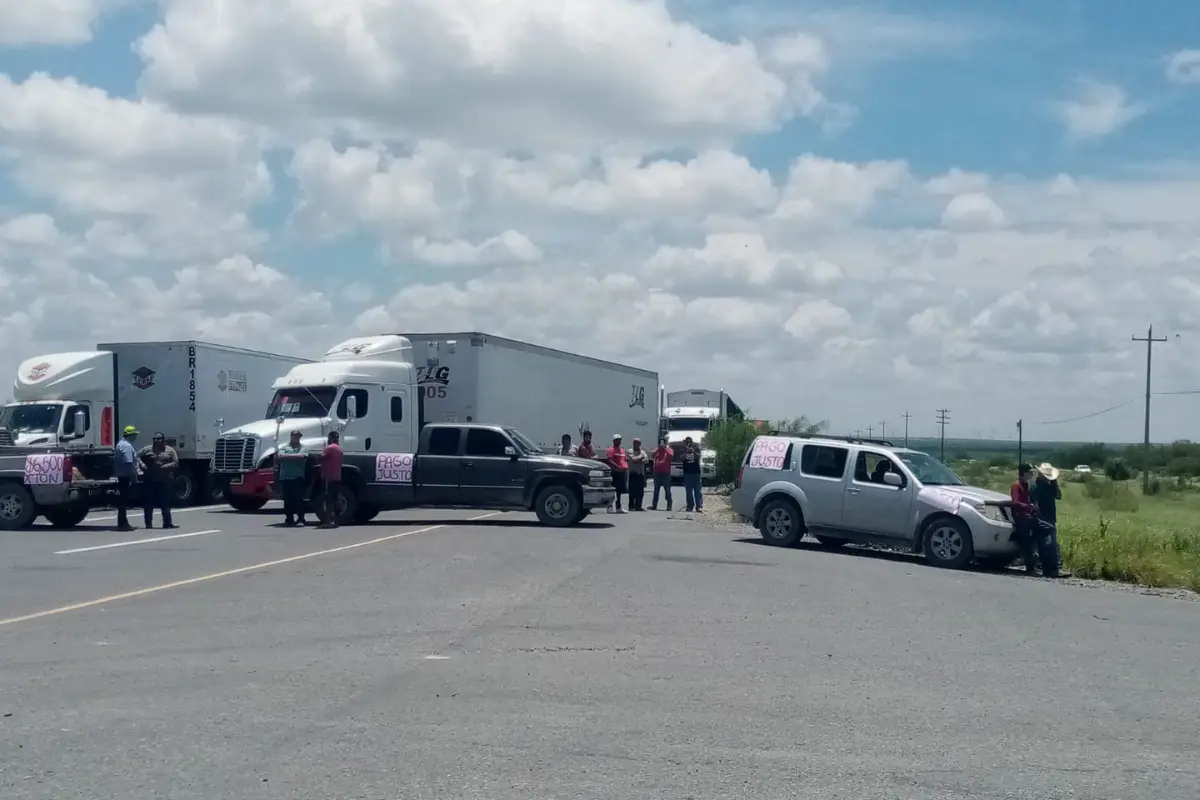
left=839, top=449, right=913, bottom=537
left=416, top=427, right=464, bottom=505
left=796, top=443, right=850, bottom=527
left=460, top=428, right=526, bottom=506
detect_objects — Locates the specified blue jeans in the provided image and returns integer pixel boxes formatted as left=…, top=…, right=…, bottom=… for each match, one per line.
left=652, top=474, right=672, bottom=509
left=683, top=473, right=703, bottom=511
left=143, top=479, right=173, bottom=528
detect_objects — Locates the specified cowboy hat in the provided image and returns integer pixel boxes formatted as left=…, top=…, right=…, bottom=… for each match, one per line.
left=1037, top=462, right=1060, bottom=481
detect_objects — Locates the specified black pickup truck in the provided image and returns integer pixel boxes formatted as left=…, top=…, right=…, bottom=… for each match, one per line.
left=307, top=423, right=615, bottom=527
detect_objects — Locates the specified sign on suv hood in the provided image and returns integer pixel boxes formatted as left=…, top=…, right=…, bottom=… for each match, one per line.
left=929, top=485, right=1011, bottom=505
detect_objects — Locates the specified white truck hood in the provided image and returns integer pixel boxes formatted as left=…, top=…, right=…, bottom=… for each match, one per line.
left=919, top=484, right=1010, bottom=514
left=221, top=417, right=337, bottom=452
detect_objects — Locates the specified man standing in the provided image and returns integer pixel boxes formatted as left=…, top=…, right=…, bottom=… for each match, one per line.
left=650, top=436, right=673, bottom=511
left=276, top=430, right=310, bottom=527
left=316, top=430, right=344, bottom=529
left=1010, top=463, right=1041, bottom=575
left=627, top=437, right=648, bottom=511
left=576, top=430, right=596, bottom=459
left=113, top=425, right=138, bottom=531
left=1031, top=462, right=1066, bottom=578
left=606, top=434, right=628, bottom=513
left=557, top=433, right=577, bottom=456
left=139, top=432, right=179, bottom=530
left=681, top=436, right=703, bottom=513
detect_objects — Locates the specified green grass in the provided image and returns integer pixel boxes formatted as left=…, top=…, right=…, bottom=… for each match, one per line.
left=953, top=462, right=1200, bottom=592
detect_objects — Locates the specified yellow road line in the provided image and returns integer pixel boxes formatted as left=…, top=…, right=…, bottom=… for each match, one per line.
left=0, top=512, right=502, bottom=628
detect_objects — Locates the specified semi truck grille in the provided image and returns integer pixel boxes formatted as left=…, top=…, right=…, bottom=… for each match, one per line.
left=214, top=436, right=257, bottom=473
left=0, top=429, right=12, bottom=447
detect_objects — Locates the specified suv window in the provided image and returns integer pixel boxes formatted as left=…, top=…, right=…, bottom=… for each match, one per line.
left=800, top=445, right=848, bottom=479
left=427, top=427, right=460, bottom=456
left=465, top=429, right=511, bottom=457
left=854, top=451, right=900, bottom=484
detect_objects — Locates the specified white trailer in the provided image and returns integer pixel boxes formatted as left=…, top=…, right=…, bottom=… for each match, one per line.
left=214, top=332, right=659, bottom=509
left=4, top=341, right=311, bottom=504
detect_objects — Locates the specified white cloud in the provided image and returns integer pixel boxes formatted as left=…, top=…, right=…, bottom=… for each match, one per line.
left=0, top=0, right=128, bottom=45
left=941, top=192, right=1005, bottom=232
left=1165, top=50, right=1200, bottom=85
left=1055, top=78, right=1145, bottom=141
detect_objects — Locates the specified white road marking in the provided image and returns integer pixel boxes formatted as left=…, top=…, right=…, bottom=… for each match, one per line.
left=86, top=504, right=226, bottom=522
left=55, top=529, right=222, bottom=555
left=424, top=654, right=450, bottom=660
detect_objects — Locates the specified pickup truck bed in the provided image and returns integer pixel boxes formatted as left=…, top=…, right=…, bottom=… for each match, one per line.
left=0, top=447, right=121, bottom=530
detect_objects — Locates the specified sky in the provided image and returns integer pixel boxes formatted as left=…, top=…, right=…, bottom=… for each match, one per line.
left=1, top=0, right=1199, bottom=443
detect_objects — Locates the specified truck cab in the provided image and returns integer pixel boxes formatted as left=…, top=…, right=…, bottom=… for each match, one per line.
left=662, top=406, right=719, bottom=481
left=2, top=352, right=115, bottom=450
left=213, top=335, right=423, bottom=509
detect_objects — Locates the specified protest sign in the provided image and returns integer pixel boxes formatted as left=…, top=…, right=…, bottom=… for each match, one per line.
left=375, top=453, right=414, bottom=483
left=24, top=454, right=65, bottom=485
left=748, top=437, right=788, bottom=470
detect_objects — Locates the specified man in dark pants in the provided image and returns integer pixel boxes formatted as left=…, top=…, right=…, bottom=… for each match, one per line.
left=1010, top=463, right=1056, bottom=575
left=113, top=425, right=139, bottom=531
left=1031, top=462, right=1067, bottom=578
left=317, top=430, right=343, bottom=529
left=139, top=432, right=179, bottom=529
left=276, top=429, right=310, bottom=527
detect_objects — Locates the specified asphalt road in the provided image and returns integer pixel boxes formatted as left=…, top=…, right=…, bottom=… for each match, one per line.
left=1, top=500, right=1197, bottom=799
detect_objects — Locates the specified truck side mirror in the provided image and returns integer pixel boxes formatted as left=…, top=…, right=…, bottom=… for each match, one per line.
left=72, top=410, right=87, bottom=439
left=346, top=395, right=358, bottom=421
left=504, top=445, right=517, bottom=459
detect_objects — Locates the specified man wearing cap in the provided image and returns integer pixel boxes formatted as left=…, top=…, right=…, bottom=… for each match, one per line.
left=112, top=425, right=139, bottom=531
left=1031, top=462, right=1065, bottom=578
left=139, top=432, right=179, bottom=529
left=276, top=429, right=311, bottom=527
left=606, top=434, right=629, bottom=514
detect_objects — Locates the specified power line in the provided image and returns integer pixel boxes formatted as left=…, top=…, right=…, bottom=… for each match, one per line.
left=1032, top=398, right=1139, bottom=425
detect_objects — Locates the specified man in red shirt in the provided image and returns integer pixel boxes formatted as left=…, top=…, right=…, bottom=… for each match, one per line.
left=650, top=436, right=673, bottom=511
left=317, top=431, right=344, bottom=529
left=1010, top=463, right=1040, bottom=574
left=576, top=430, right=596, bottom=459
left=606, top=434, right=629, bottom=514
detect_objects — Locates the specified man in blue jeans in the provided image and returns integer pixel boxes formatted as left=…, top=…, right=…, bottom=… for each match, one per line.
left=1031, top=462, right=1068, bottom=578
left=680, top=437, right=703, bottom=513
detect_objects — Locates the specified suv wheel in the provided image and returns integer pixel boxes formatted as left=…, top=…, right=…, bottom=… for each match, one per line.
left=923, top=517, right=975, bottom=569
left=535, top=484, right=581, bottom=527
left=759, top=499, right=803, bottom=547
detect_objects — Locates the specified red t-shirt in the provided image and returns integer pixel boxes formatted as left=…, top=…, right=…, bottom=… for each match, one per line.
left=321, top=443, right=343, bottom=481
left=607, top=446, right=628, bottom=471
left=1009, top=480, right=1035, bottom=519
left=576, top=442, right=595, bottom=459
left=652, top=446, right=673, bottom=474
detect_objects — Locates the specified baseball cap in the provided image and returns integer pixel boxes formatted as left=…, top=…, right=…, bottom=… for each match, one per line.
left=613, top=433, right=622, bottom=440
left=123, top=425, right=138, bottom=435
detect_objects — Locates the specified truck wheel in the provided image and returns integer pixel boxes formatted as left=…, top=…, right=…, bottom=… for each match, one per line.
left=0, top=482, right=37, bottom=530
left=352, top=504, right=380, bottom=524
left=922, top=517, right=975, bottom=570
left=331, top=483, right=359, bottom=525
left=225, top=490, right=267, bottom=512
left=43, top=503, right=90, bottom=529
left=573, top=508, right=591, bottom=524
left=172, top=471, right=196, bottom=507
left=758, top=498, right=804, bottom=547
left=534, top=484, right=581, bottom=527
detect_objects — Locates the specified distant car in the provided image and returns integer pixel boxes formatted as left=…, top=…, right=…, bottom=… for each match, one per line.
left=1074, top=465, right=1092, bottom=474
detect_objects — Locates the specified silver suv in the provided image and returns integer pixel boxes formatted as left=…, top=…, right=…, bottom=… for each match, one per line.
left=730, top=435, right=1018, bottom=569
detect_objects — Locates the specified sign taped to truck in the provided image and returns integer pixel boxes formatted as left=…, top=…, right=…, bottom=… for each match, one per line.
left=748, top=437, right=788, bottom=470
left=375, top=453, right=414, bottom=483
left=24, top=454, right=65, bottom=485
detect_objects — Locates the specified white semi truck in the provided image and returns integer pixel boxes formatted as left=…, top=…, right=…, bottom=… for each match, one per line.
left=213, top=332, right=659, bottom=510
left=1, top=341, right=311, bottom=505
left=662, top=388, right=744, bottom=482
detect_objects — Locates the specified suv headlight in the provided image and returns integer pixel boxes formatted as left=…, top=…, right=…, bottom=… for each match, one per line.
left=974, top=503, right=1007, bottom=523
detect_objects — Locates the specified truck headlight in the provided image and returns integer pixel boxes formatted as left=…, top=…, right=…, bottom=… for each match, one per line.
left=588, top=470, right=606, bottom=479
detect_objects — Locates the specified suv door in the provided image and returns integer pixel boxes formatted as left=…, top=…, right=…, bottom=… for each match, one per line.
left=840, top=449, right=913, bottom=537
left=797, top=444, right=850, bottom=526
left=417, top=426, right=463, bottom=505
left=461, top=428, right=525, bottom=506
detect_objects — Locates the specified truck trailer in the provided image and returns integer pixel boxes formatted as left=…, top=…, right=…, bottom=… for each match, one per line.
left=213, top=332, right=659, bottom=510
left=1, top=341, right=311, bottom=505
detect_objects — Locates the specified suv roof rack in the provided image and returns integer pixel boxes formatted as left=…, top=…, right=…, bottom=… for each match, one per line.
left=765, top=432, right=896, bottom=448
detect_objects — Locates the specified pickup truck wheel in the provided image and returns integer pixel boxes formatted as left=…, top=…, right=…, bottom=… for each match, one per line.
left=759, top=499, right=804, bottom=547
left=0, top=482, right=37, bottom=530
left=225, top=490, right=267, bottom=512
left=535, top=484, right=581, bottom=527
left=43, top=503, right=90, bottom=529
left=923, top=517, right=975, bottom=569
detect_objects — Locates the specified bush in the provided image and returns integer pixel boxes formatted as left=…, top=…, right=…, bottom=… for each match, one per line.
left=1104, top=459, right=1134, bottom=482
left=1082, top=479, right=1140, bottom=512
left=706, top=419, right=760, bottom=485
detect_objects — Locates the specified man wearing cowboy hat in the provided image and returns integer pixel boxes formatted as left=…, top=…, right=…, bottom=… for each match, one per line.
left=1031, top=462, right=1066, bottom=578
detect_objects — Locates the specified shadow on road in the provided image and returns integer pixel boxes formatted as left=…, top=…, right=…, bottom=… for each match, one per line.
left=734, top=537, right=1031, bottom=576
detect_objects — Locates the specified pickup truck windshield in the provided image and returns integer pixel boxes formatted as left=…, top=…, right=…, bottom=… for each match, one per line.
left=667, top=417, right=711, bottom=432
left=896, top=451, right=964, bottom=486
left=505, top=428, right=544, bottom=454
left=265, top=388, right=336, bottom=419
left=0, top=403, right=62, bottom=434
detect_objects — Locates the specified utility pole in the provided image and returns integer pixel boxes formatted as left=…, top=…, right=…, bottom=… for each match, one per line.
left=936, top=409, right=950, bottom=461
left=902, top=411, right=911, bottom=448
left=867, top=425, right=874, bottom=438
left=1132, top=325, right=1168, bottom=493
left=879, top=421, right=887, bottom=441
left=1016, top=419, right=1023, bottom=467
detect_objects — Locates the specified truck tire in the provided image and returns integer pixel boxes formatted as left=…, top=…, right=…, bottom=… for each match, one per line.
left=0, top=482, right=37, bottom=531
left=352, top=504, right=380, bottom=524
left=225, top=490, right=267, bottom=512
left=534, top=484, right=581, bottom=527
left=172, top=471, right=196, bottom=507
left=43, top=503, right=90, bottom=529
left=331, top=483, right=359, bottom=525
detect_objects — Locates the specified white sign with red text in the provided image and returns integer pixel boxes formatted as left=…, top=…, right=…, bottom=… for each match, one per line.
left=24, top=454, right=65, bottom=485
left=375, top=453, right=414, bottom=483
left=748, top=437, right=788, bottom=470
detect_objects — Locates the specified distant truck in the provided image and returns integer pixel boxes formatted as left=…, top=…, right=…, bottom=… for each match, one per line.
left=295, top=422, right=616, bottom=526
left=661, top=388, right=743, bottom=482
left=0, top=342, right=311, bottom=506
left=213, top=333, right=659, bottom=510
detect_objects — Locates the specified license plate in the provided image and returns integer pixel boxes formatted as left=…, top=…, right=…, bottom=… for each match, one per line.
left=230, top=476, right=243, bottom=485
